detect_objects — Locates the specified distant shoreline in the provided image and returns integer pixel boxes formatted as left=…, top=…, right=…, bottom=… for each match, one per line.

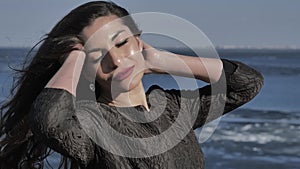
left=1, top=46, right=300, bottom=56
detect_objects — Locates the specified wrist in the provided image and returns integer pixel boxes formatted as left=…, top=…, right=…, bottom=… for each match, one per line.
left=64, top=50, right=86, bottom=64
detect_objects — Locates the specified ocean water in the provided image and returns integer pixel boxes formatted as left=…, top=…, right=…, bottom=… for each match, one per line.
left=0, top=47, right=299, bottom=168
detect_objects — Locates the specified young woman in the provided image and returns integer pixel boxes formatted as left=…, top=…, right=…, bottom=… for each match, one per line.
left=0, top=1, right=263, bottom=169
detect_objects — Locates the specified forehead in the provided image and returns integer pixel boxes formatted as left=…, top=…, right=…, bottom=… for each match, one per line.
left=82, top=15, right=131, bottom=44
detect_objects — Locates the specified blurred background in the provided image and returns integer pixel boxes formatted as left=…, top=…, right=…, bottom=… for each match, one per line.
left=1, top=0, right=299, bottom=168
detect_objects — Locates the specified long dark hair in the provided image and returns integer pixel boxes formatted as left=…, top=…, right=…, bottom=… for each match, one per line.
left=0, top=1, right=140, bottom=168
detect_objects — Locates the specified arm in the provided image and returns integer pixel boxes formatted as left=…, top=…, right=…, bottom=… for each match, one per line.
left=143, top=42, right=223, bottom=83
left=29, top=50, right=95, bottom=166
left=142, top=42, right=263, bottom=129
left=163, top=59, right=264, bottom=129
left=46, top=50, right=86, bottom=96
left=191, top=59, right=264, bottom=129
left=30, top=88, right=95, bottom=166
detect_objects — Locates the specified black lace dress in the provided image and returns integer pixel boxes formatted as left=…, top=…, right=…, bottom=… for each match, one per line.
left=29, top=60, right=263, bottom=169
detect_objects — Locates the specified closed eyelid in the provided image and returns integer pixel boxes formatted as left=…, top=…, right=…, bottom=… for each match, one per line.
left=115, top=38, right=128, bottom=47
left=115, top=36, right=130, bottom=43
left=113, top=31, right=133, bottom=42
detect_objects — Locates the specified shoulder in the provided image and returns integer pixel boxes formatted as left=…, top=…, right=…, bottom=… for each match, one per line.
left=28, top=88, right=95, bottom=166
left=146, top=85, right=179, bottom=101
left=146, top=85, right=200, bottom=109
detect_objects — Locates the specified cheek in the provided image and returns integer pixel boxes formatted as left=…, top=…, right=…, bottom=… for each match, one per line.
left=122, top=38, right=141, bottom=56
left=96, top=67, right=109, bottom=81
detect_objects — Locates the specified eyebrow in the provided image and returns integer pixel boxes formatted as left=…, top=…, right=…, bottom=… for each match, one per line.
left=86, top=30, right=126, bottom=53
left=111, top=30, right=125, bottom=41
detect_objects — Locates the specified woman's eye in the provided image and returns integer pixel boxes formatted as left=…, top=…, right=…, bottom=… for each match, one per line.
left=115, top=39, right=128, bottom=48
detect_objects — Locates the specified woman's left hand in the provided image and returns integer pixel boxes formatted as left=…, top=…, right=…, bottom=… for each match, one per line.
left=141, top=41, right=166, bottom=74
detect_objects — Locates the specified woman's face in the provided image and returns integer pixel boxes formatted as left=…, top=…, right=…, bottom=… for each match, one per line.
left=81, top=15, right=145, bottom=96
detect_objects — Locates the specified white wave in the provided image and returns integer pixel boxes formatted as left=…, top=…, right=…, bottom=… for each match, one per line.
left=196, top=124, right=288, bottom=144
left=214, top=132, right=286, bottom=144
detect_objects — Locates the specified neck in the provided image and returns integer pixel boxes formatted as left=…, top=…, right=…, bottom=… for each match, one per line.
left=98, top=82, right=150, bottom=112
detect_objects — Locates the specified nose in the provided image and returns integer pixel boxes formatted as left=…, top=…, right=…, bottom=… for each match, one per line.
left=108, top=49, right=121, bottom=68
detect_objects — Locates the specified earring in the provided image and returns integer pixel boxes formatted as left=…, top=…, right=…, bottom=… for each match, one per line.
left=89, top=83, right=95, bottom=92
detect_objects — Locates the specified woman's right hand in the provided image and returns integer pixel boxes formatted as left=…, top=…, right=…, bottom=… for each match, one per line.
left=141, top=41, right=167, bottom=74
left=59, top=44, right=85, bottom=64
left=46, top=46, right=86, bottom=96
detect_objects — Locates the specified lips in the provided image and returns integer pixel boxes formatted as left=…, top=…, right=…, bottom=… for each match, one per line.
left=115, top=66, right=135, bottom=81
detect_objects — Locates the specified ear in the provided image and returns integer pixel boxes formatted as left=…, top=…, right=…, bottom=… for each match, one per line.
left=134, top=36, right=143, bottom=52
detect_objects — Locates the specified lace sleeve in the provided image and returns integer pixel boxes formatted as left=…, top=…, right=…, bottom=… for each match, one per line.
left=29, top=88, right=94, bottom=167
left=164, top=59, right=264, bottom=130
left=189, top=59, right=264, bottom=129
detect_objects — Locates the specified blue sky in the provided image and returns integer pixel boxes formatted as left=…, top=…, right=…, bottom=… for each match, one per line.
left=0, top=0, right=299, bottom=48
